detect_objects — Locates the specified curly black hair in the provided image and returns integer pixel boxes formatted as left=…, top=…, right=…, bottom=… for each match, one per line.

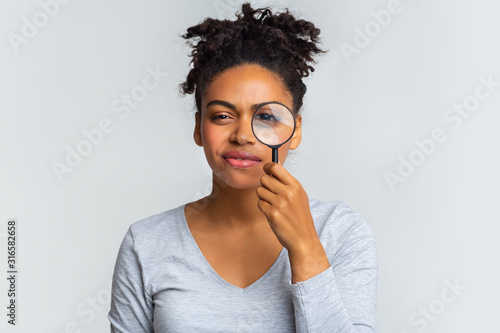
left=180, top=2, right=325, bottom=114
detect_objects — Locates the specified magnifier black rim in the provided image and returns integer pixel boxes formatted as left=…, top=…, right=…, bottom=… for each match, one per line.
left=251, top=101, right=297, bottom=148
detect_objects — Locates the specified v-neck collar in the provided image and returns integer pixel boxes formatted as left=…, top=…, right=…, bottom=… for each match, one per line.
left=178, top=204, right=287, bottom=293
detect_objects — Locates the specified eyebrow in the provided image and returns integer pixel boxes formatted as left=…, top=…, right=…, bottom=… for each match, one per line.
left=205, top=100, right=283, bottom=111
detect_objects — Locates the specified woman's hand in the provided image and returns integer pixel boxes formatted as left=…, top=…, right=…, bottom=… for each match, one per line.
left=256, top=162, right=330, bottom=283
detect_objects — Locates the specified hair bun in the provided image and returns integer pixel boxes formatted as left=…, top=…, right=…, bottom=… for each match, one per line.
left=180, top=2, right=326, bottom=112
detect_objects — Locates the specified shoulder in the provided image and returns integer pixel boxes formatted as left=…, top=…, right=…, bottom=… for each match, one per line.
left=309, top=198, right=371, bottom=233
left=308, top=198, right=376, bottom=256
left=125, top=203, right=187, bottom=253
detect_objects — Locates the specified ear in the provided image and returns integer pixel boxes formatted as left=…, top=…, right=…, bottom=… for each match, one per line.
left=194, top=111, right=203, bottom=147
left=289, top=114, right=302, bottom=150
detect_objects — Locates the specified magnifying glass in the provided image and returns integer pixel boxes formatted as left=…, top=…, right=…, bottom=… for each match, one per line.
left=251, top=102, right=296, bottom=163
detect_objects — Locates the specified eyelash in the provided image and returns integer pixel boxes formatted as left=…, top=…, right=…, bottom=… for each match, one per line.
left=210, top=115, right=229, bottom=120
left=209, top=114, right=233, bottom=124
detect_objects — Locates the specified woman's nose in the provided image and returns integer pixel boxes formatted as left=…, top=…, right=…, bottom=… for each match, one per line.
left=229, top=118, right=256, bottom=145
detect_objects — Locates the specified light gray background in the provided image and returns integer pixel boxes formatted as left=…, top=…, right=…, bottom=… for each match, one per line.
left=1, top=0, right=499, bottom=332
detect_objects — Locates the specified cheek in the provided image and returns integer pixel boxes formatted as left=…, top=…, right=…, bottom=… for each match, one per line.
left=277, top=142, right=292, bottom=162
left=201, top=124, right=226, bottom=152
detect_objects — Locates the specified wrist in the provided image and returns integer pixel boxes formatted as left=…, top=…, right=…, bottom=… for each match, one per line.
left=288, top=239, right=330, bottom=284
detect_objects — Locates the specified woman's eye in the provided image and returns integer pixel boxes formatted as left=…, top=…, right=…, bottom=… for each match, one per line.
left=210, top=114, right=232, bottom=123
left=256, top=113, right=278, bottom=123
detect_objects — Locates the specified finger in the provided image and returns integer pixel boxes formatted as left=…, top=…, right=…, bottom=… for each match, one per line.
left=262, top=162, right=295, bottom=186
left=257, top=199, right=272, bottom=219
left=256, top=185, right=278, bottom=204
left=260, top=173, right=287, bottom=194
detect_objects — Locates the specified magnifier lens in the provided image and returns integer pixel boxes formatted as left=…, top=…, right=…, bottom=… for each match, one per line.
left=252, top=103, right=295, bottom=147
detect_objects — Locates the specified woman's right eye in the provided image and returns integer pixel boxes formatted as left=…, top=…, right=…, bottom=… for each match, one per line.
left=209, top=114, right=232, bottom=123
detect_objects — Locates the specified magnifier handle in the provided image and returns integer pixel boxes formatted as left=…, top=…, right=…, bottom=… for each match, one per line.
left=272, top=148, right=278, bottom=163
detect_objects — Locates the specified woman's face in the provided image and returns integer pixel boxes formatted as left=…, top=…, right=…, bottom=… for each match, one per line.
left=194, top=64, right=302, bottom=190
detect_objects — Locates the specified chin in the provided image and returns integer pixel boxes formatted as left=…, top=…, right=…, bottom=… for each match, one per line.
left=213, top=171, right=261, bottom=191
left=228, top=181, right=261, bottom=190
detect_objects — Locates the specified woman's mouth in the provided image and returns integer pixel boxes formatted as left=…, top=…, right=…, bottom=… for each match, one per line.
left=222, top=151, right=262, bottom=169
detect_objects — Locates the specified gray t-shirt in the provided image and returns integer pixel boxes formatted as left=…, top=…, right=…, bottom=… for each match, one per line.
left=108, top=199, right=377, bottom=332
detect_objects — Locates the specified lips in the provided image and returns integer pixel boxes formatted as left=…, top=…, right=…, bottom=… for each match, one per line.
left=222, top=151, right=261, bottom=168
left=223, top=151, right=261, bottom=161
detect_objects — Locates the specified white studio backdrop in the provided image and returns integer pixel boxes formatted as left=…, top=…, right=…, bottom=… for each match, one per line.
left=1, top=0, right=498, bottom=332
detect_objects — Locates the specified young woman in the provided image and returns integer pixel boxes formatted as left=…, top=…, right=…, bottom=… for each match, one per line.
left=108, top=3, right=377, bottom=332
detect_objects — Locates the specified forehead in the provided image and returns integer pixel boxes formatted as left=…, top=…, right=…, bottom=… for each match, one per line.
left=202, top=64, right=293, bottom=108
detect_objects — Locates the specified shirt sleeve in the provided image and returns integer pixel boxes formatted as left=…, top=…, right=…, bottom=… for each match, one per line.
left=290, top=209, right=378, bottom=333
left=108, top=227, right=154, bottom=333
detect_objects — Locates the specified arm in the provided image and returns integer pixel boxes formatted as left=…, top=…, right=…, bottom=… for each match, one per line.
left=108, top=227, right=154, bottom=333
left=257, top=163, right=377, bottom=332
left=290, top=215, right=378, bottom=332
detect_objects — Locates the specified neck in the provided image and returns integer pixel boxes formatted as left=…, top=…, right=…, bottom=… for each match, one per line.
left=191, top=173, right=268, bottom=229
